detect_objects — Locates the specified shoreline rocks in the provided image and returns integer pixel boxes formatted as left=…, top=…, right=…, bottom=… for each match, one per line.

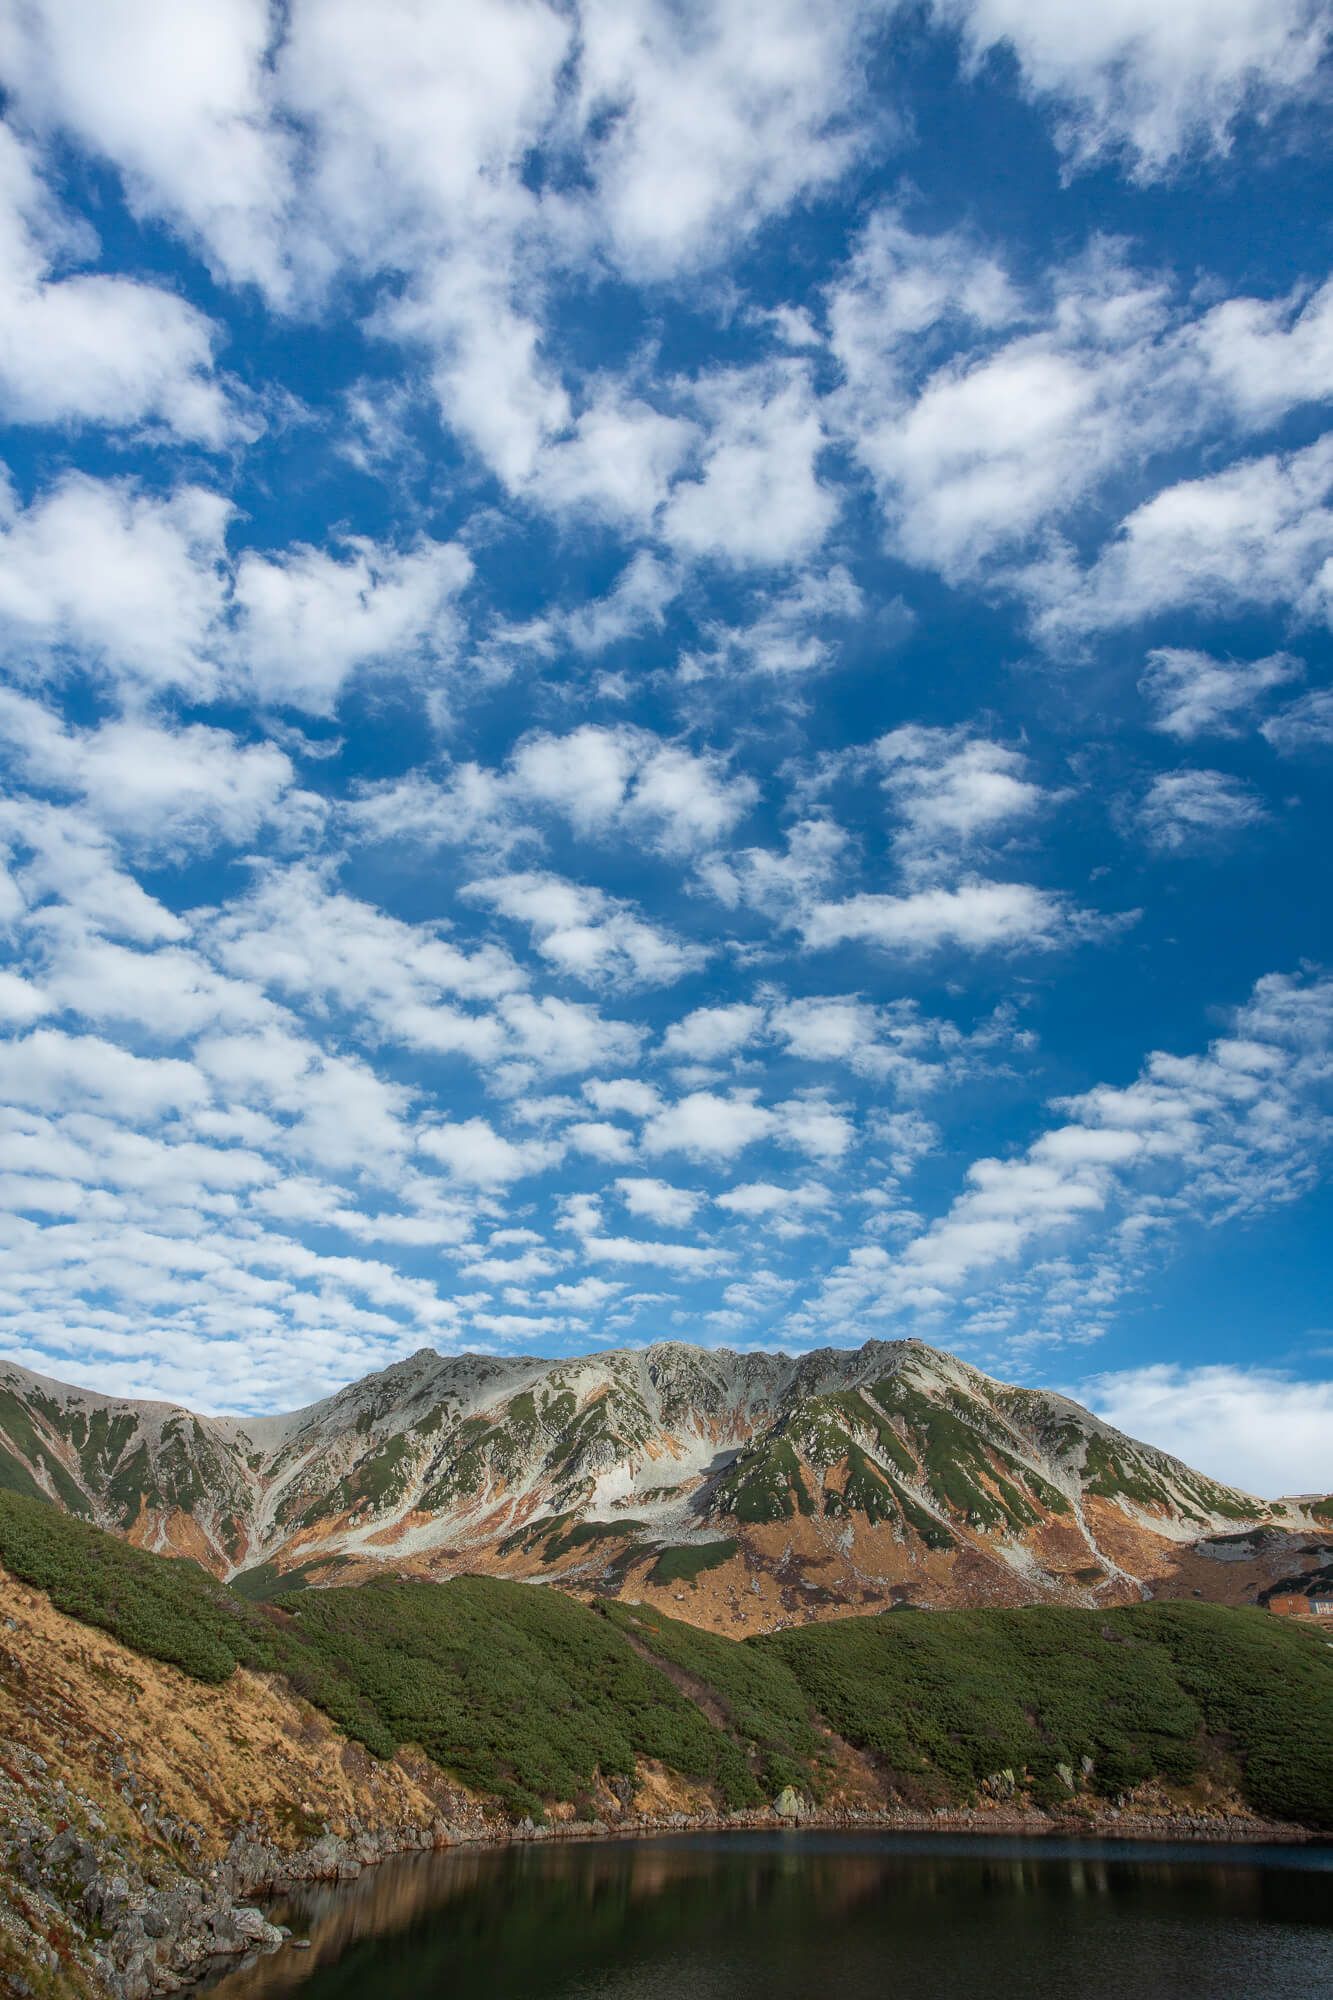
left=1, top=1750, right=1315, bottom=2000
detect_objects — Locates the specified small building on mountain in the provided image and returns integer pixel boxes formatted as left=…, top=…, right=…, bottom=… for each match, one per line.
left=1268, top=1593, right=1333, bottom=1618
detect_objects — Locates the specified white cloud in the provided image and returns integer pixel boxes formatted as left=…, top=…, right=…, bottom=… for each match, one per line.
left=576, top=1233, right=726, bottom=1272
left=700, top=816, right=849, bottom=918
left=875, top=724, right=1054, bottom=882
left=463, top=1311, right=571, bottom=1345
left=1191, top=276, right=1333, bottom=426
left=0, top=470, right=472, bottom=713
left=195, top=1026, right=416, bottom=1174
left=640, top=1088, right=775, bottom=1162
left=801, top=880, right=1090, bottom=955
left=810, top=968, right=1333, bottom=1334
left=356, top=728, right=756, bottom=866
left=661, top=366, right=837, bottom=567
left=279, top=1, right=576, bottom=490
left=347, top=764, right=520, bottom=857
left=831, top=223, right=1177, bottom=580
left=715, top=1179, right=830, bottom=1218
left=1079, top=1364, right=1333, bottom=1497
left=417, top=1116, right=563, bottom=1188
left=201, top=868, right=644, bottom=1084
left=0, top=472, right=231, bottom=699
left=559, top=551, right=680, bottom=654
left=497, top=991, right=644, bottom=1078
left=575, top=0, right=884, bottom=277
left=868, top=1109, right=940, bottom=1178
left=1026, top=435, right=1333, bottom=642
left=0, top=1028, right=208, bottom=1119
left=1, top=797, right=189, bottom=944
left=0, top=969, right=48, bottom=1023
left=939, top=0, right=1331, bottom=182
left=510, top=724, right=758, bottom=855
left=0, top=696, right=316, bottom=861
left=381, top=265, right=570, bottom=493
left=1133, top=768, right=1267, bottom=851
left=541, top=1275, right=624, bottom=1310
left=0, top=0, right=294, bottom=295
left=0, top=0, right=898, bottom=522
left=767, top=993, right=987, bottom=1090
left=34, top=931, right=272, bottom=1044
left=460, top=1245, right=565, bottom=1284
left=1262, top=687, right=1333, bottom=755
left=659, top=1001, right=763, bottom=1062
left=680, top=565, right=871, bottom=681
left=831, top=205, right=1333, bottom=598
left=465, top=871, right=707, bottom=990
left=1140, top=647, right=1304, bottom=740
left=0, top=124, right=240, bottom=444
left=231, top=535, right=473, bottom=715
left=827, top=207, right=1021, bottom=398
left=2, top=0, right=889, bottom=298
left=475, top=577, right=667, bottom=692
left=634, top=1084, right=848, bottom=1167
left=565, top=1120, right=637, bottom=1162
left=207, top=863, right=520, bottom=1048
left=772, top=1092, right=854, bottom=1163
left=523, top=390, right=697, bottom=526
left=616, top=1177, right=702, bottom=1226
left=583, top=1076, right=663, bottom=1119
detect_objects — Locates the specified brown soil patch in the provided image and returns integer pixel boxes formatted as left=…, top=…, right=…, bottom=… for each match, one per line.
left=0, top=1561, right=466, bottom=1862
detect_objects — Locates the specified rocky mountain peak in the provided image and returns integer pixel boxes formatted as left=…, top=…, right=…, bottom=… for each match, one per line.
left=0, top=1340, right=1302, bottom=1634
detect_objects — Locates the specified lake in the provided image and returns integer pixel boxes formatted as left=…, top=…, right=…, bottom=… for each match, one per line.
left=203, top=1831, right=1333, bottom=2000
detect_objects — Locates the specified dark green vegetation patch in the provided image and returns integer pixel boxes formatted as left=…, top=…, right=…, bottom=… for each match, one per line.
left=0, top=1485, right=281, bottom=1683
left=714, top=1438, right=814, bottom=1523
left=607, top=1600, right=823, bottom=1798
left=2, top=1489, right=1330, bottom=1831
left=646, top=1540, right=738, bottom=1587
left=760, top=1602, right=1333, bottom=1826
left=871, top=1381, right=1041, bottom=1535
left=497, top=1513, right=648, bottom=1565
left=227, top=1555, right=354, bottom=1601
left=0, top=1389, right=92, bottom=1516
left=289, top=1575, right=756, bottom=1817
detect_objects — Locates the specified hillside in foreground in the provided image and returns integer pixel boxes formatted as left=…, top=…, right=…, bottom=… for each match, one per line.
left=4, top=1338, right=1330, bottom=1633
left=3, top=1486, right=1332, bottom=1995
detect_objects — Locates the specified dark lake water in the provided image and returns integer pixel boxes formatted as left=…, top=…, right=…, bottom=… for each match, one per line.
left=204, top=1831, right=1333, bottom=2000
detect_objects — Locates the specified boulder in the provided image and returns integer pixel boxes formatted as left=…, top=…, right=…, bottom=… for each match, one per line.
left=43, top=1828, right=97, bottom=1876
left=304, top=1833, right=351, bottom=1877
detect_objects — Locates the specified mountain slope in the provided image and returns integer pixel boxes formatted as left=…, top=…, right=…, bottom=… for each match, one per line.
left=5, top=1484, right=1332, bottom=1834
left=0, top=1338, right=1318, bottom=1628
left=6, top=1483, right=1331, bottom=1999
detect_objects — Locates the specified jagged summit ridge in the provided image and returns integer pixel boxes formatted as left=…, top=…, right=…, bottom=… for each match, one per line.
left=0, top=1337, right=1300, bottom=1630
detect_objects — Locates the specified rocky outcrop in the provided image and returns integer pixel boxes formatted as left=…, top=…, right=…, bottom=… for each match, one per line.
left=0, top=1740, right=466, bottom=2000
left=0, top=1568, right=492, bottom=2000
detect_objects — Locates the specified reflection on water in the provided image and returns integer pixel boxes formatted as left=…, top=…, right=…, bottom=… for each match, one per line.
left=205, top=1832, right=1333, bottom=2000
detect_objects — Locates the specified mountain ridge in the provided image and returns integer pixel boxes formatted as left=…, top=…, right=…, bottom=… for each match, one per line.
left=2, top=1337, right=1326, bottom=1630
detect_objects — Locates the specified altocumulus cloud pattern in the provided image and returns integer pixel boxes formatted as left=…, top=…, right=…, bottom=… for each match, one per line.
left=0, top=0, right=1331, bottom=1493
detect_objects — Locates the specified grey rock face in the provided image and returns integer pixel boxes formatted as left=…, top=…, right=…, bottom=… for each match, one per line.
left=0, top=1339, right=1268, bottom=1592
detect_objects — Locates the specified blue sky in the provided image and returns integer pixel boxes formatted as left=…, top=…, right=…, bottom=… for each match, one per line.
left=0, top=1, right=1330, bottom=1492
